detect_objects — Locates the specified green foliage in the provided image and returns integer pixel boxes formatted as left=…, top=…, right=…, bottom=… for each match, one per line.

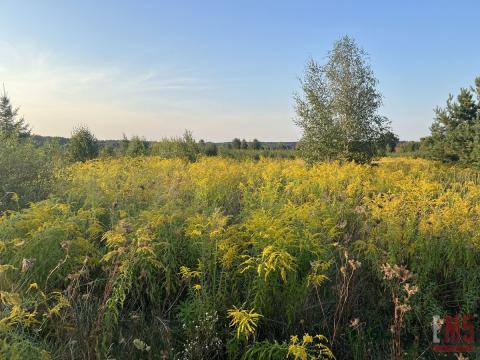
left=0, top=137, right=54, bottom=212
left=0, top=93, right=59, bottom=213
left=241, top=340, right=288, bottom=360
left=376, top=130, right=399, bottom=154
left=252, top=139, right=262, bottom=150
left=232, top=138, right=241, bottom=149
left=241, top=139, right=248, bottom=150
left=99, top=144, right=115, bottom=158
left=126, top=135, right=148, bottom=157
left=294, top=36, right=391, bottom=164
left=396, top=140, right=420, bottom=154
left=151, top=130, right=200, bottom=161
left=67, top=126, right=99, bottom=162
left=0, top=332, right=52, bottom=360
left=0, top=88, right=30, bottom=140
left=3, top=156, right=480, bottom=359
left=218, top=147, right=296, bottom=160
left=203, top=142, right=218, bottom=156
left=423, top=77, right=480, bottom=165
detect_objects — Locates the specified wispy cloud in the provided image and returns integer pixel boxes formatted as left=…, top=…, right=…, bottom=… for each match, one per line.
left=0, top=42, right=299, bottom=141
left=0, top=41, right=214, bottom=139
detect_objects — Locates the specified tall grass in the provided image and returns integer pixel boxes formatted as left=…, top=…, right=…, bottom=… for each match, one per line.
left=1, top=157, right=480, bottom=358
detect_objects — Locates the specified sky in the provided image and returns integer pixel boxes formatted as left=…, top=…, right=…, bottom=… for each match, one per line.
left=0, top=0, right=479, bottom=142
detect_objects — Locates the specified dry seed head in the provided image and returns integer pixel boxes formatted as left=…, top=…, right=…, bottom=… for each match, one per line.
left=403, top=283, right=419, bottom=297
left=21, top=258, right=35, bottom=273
left=348, top=259, right=361, bottom=270
left=349, top=318, right=360, bottom=329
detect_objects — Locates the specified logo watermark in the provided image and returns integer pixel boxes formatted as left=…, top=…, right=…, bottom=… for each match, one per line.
left=432, top=314, right=475, bottom=352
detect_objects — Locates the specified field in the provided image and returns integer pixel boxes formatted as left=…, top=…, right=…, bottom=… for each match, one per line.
left=1, top=156, right=480, bottom=359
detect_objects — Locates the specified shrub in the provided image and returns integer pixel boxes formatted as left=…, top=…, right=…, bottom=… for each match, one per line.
left=151, top=130, right=200, bottom=161
left=68, top=126, right=99, bottom=162
left=126, top=136, right=148, bottom=157
left=0, top=137, right=54, bottom=212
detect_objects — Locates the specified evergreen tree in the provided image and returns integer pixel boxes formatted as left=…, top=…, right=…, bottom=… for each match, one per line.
left=0, top=87, right=30, bottom=139
left=294, top=36, right=390, bottom=164
left=429, top=85, right=479, bottom=163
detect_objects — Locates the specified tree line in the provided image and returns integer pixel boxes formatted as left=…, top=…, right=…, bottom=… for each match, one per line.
left=0, top=88, right=294, bottom=212
left=9, top=34, right=480, bottom=212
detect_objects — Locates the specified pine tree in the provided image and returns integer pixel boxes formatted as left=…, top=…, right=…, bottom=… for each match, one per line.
left=430, top=86, right=478, bottom=162
left=0, top=86, right=30, bottom=139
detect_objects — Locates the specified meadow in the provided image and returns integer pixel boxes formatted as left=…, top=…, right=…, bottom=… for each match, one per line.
left=1, top=156, right=480, bottom=359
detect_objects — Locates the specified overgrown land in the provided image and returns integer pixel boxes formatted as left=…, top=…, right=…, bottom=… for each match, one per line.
left=1, top=37, right=480, bottom=359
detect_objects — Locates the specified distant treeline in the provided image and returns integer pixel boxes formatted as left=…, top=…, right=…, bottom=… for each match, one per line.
left=31, top=135, right=297, bottom=151
left=0, top=84, right=300, bottom=212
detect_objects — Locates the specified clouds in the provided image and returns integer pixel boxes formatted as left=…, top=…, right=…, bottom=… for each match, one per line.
left=0, top=41, right=300, bottom=141
left=0, top=42, right=209, bottom=139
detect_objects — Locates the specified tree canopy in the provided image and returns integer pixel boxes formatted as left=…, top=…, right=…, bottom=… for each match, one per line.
left=423, top=77, right=480, bottom=164
left=68, top=126, right=99, bottom=162
left=0, top=87, right=30, bottom=139
left=294, top=36, right=391, bottom=164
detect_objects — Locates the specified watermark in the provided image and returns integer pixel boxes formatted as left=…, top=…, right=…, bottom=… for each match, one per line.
left=432, top=314, right=475, bottom=352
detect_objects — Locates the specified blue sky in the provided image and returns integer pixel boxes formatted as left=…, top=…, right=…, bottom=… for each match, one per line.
left=0, top=0, right=479, bottom=141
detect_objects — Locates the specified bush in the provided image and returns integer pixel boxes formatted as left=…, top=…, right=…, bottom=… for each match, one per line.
left=0, top=137, right=54, bottom=212
left=68, top=126, right=99, bottom=162
left=151, top=130, right=200, bottom=161
left=126, top=136, right=148, bottom=157
left=203, top=142, right=218, bottom=156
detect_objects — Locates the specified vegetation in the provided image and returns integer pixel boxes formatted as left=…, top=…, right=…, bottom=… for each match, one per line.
left=150, top=130, right=201, bottom=161
left=67, top=126, right=99, bottom=163
left=0, top=87, right=30, bottom=139
left=0, top=90, right=58, bottom=213
left=0, top=137, right=55, bottom=212
left=126, top=136, right=148, bottom=157
left=2, top=155, right=480, bottom=359
left=252, top=139, right=261, bottom=150
left=294, top=36, right=391, bottom=164
left=232, top=138, right=241, bottom=150
left=421, top=77, right=480, bottom=165
left=2, top=35, right=480, bottom=360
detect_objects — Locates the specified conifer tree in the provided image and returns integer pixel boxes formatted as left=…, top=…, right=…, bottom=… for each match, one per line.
left=0, top=86, right=30, bottom=139
left=430, top=86, right=478, bottom=162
